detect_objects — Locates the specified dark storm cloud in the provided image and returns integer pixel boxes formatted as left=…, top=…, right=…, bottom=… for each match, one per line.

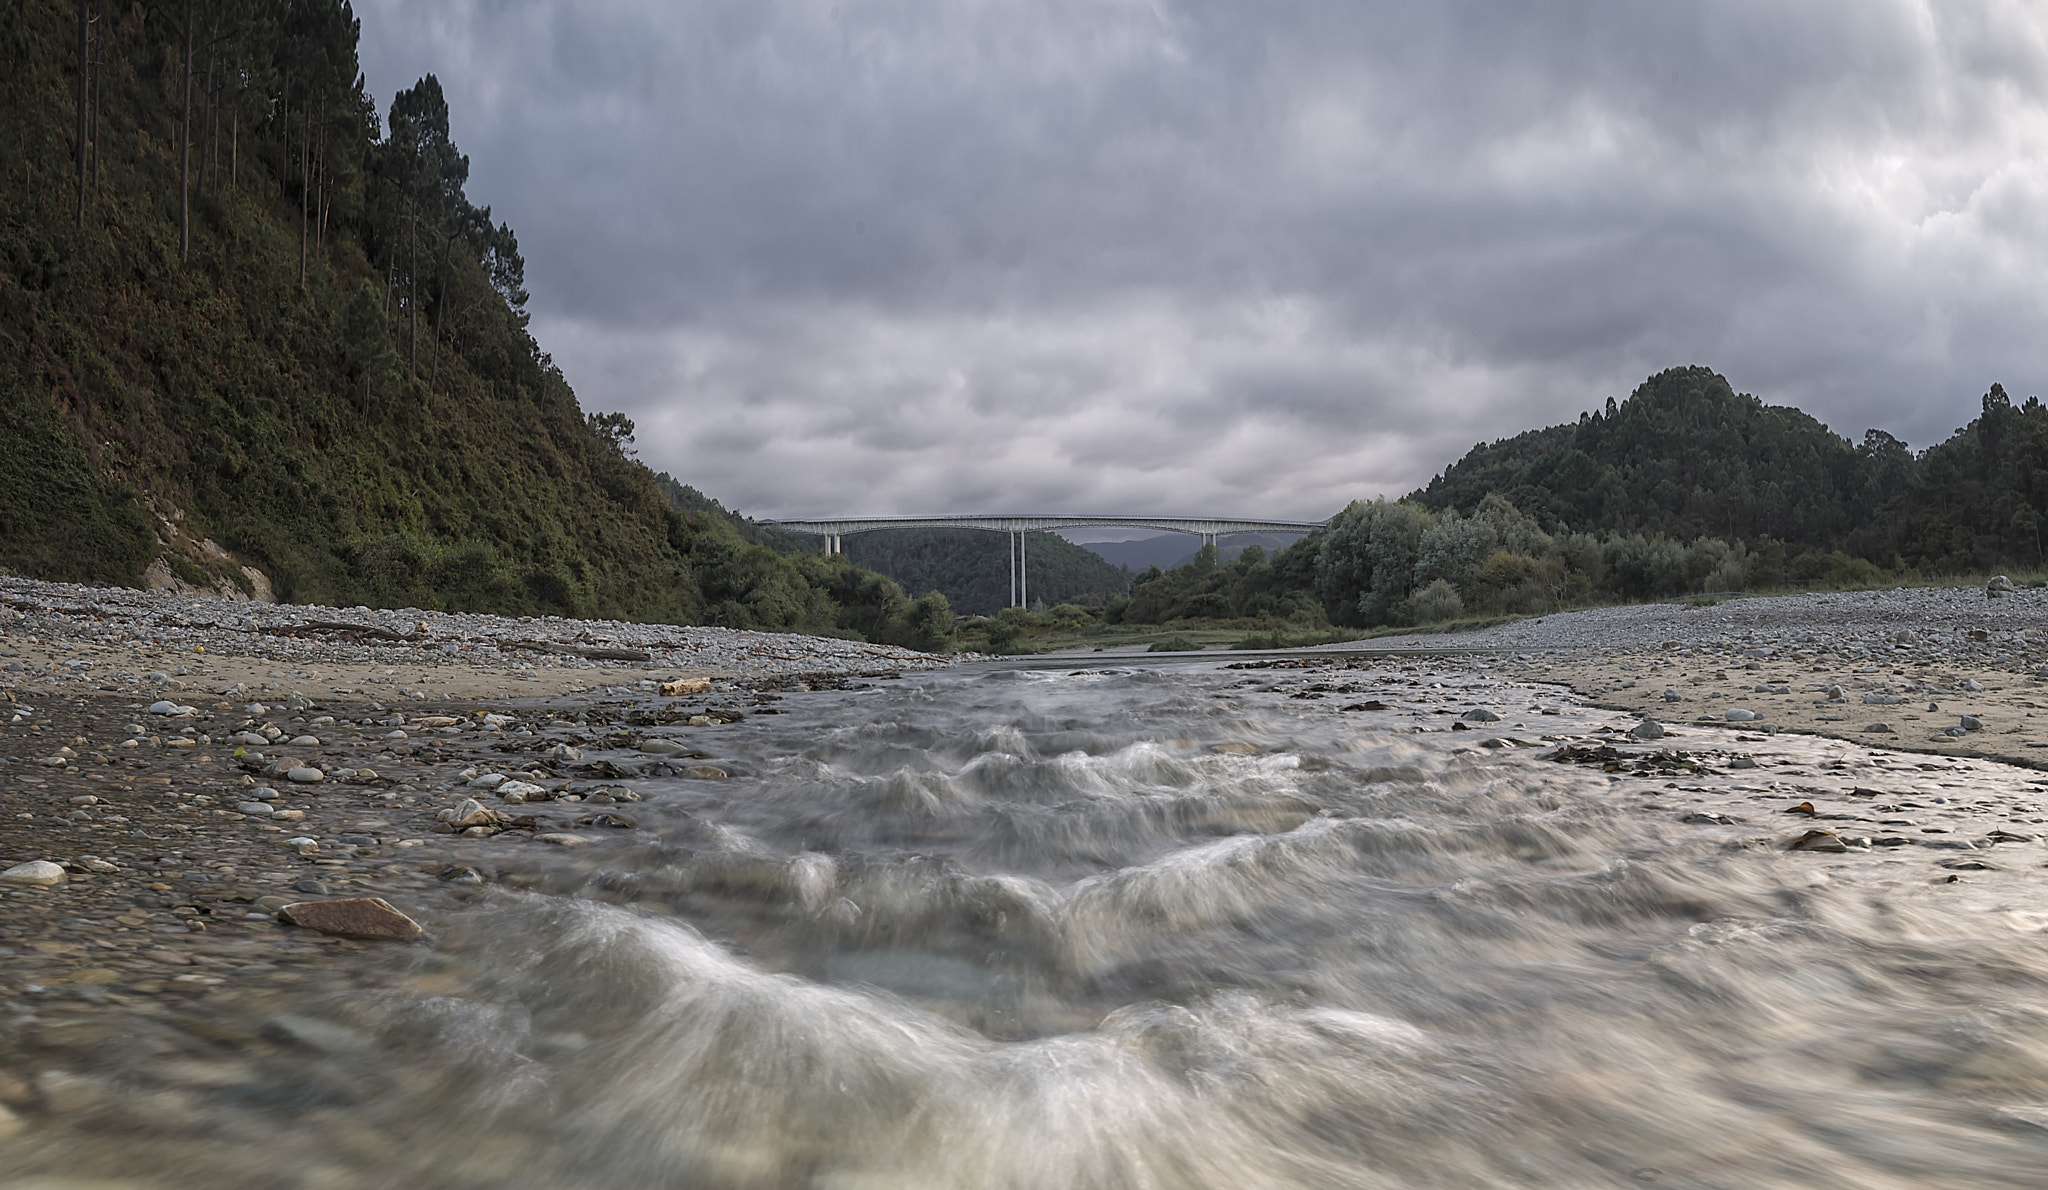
left=355, top=0, right=2048, bottom=519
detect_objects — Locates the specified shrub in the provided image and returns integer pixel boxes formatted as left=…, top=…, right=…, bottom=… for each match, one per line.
left=1411, top=578, right=1464, bottom=624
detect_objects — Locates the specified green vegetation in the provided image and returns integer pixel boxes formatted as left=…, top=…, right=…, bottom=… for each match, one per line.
left=1067, top=365, right=2048, bottom=640
left=833, top=528, right=1130, bottom=616
left=0, top=0, right=943, bottom=646
left=1416, top=364, right=2048, bottom=577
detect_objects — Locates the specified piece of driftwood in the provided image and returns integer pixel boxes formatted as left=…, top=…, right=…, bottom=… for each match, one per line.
left=289, top=620, right=419, bottom=641
left=498, top=641, right=652, bottom=662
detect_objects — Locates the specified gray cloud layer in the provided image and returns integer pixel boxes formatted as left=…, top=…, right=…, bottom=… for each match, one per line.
left=356, top=0, right=2048, bottom=520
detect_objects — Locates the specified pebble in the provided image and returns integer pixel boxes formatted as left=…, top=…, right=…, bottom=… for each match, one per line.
left=682, top=765, right=730, bottom=780
left=1461, top=708, right=1503, bottom=722
left=533, top=833, right=589, bottom=847
left=286, top=767, right=324, bottom=784
left=278, top=897, right=424, bottom=940
left=1723, top=708, right=1756, bottom=721
left=1628, top=719, right=1666, bottom=740
left=295, top=879, right=329, bottom=894
left=442, top=799, right=498, bottom=828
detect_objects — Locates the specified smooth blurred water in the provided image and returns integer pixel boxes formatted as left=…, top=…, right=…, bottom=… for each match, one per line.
left=18, top=658, right=2048, bottom=1188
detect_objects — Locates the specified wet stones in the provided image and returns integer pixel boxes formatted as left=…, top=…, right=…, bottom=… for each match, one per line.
left=1789, top=829, right=1848, bottom=852
left=285, top=767, right=324, bottom=784
left=441, top=798, right=499, bottom=829
left=1629, top=718, right=1666, bottom=740
left=277, top=897, right=424, bottom=940
left=1461, top=708, right=1502, bottom=722
left=660, top=676, right=712, bottom=696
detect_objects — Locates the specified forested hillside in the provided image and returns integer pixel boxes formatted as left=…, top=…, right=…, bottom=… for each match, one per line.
left=0, top=0, right=942, bottom=645
left=1107, top=366, right=2048, bottom=634
left=1415, top=366, right=1881, bottom=545
left=837, top=528, right=1129, bottom=617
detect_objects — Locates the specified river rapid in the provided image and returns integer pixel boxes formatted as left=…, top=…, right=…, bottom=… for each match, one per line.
left=18, top=655, right=2048, bottom=1188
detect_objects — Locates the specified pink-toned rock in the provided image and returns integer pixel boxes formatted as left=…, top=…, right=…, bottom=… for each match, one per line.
left=278, top=897, right=424, bottom=940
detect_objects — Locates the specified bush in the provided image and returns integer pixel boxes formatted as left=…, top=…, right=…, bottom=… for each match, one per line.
left=1411, top=578, right=1464, bottom=624
left=892, top=591, right=955, bottom=653
left=986, top=620, right=1026, bottom=654
left=1148, top=635, right=1197, bottom=652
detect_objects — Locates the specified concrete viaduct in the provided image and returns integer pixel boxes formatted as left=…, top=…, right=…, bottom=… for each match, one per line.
left=764, top=515, right=1326, bottom=609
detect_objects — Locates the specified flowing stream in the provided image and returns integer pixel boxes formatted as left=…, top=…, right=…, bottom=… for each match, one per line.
left=15, top=657, right=2048, bottom=1188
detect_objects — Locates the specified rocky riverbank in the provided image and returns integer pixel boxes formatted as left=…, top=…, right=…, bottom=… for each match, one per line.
left=1341, top=585, right=2048, bottom=769
left=0, top=573, right=954, bottom=706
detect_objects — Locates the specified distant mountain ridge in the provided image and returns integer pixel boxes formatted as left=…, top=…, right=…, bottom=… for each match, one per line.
left=1078, top=532, right=1308, bottom=573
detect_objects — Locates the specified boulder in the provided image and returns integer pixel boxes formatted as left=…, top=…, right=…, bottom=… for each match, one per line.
left=1628, top=719, right=1666, bottom=740
left=660, top=677, right=712, bottom=697
left=1988, top=575, right=2017, bottom=599
left=0, top=861, right=66, bottom=887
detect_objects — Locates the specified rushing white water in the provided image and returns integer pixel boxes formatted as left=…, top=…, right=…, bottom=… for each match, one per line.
left=24, top=658, right=2048, bottom=1187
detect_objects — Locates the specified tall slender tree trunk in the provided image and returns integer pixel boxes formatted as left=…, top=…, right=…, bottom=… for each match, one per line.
left=231, top=97, right=238, bottom=188
left=385, top=204, right=400, bottom=314
left=431, top=262, right=446, bottom=389
left=199, top=9, right=216, bottom=195
left=179, top=0, right=193, bottom=260
left=316, top=120, right=329, bottom=251
left=298, top=101, right=309, bottom=285
left=76, top=0, right=88, bottom=227
left=408, top=207, right=418, bottom=379
left=90, top=21, right=101, bottom=196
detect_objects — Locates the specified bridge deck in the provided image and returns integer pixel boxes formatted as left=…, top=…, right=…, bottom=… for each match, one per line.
left=766, top=514, right=1325, bottom=537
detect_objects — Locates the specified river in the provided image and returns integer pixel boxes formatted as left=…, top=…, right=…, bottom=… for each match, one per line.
left=14, top=655, right=2048, bottom=1188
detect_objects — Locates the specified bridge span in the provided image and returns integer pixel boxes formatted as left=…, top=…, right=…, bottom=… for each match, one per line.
left=764, top=514, right=1326, bottom=609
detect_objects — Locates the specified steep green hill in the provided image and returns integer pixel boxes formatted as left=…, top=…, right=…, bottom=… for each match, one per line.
left=0, top=0, right=928, bottom=642
left=1413, top=366, right=1879, bottom=546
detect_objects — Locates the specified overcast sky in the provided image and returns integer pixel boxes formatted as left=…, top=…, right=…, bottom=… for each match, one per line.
left=355, top=0, right=2048, bottom=523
